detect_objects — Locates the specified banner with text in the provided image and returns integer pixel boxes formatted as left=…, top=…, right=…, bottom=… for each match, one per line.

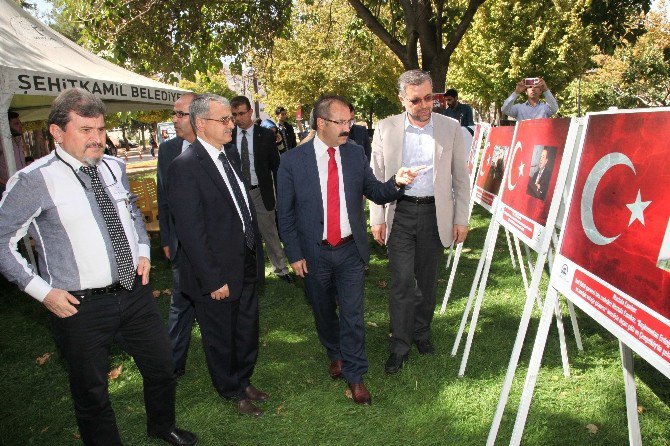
left=473, top=126, right=515, bottom=213
left=550, top=109, right=670, bottom=378
left=497, top=118, right=573, bottom=251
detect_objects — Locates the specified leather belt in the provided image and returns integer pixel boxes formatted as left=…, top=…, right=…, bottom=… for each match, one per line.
left=399, top=195, right=435, bottom=204
left=321, top=234, right=354, bottom=247
left=249, top=185, right=259, bottom=190
left=69, top=282, right=123, bottom=297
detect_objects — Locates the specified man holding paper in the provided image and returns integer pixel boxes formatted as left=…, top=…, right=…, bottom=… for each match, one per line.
left=370, top=70, right=471, bottom=374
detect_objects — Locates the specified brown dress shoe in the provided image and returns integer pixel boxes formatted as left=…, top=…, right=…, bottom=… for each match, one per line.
left=245, top=385, right=268, bottom=402
left=348, top=382, right=372, bottom=405
left=237, top=398, right=263, bottom=417
left=329, top=359, right=343, bottom=380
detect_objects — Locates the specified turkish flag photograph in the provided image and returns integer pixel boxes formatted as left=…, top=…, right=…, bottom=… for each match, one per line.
left=501, top=118, right=571, bottom=227
left=560, top=111, right=670, bottom=318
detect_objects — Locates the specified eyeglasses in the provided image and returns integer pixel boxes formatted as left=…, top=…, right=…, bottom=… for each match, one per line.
left=231, top=109, right=251, bottom=117
left=171, top=110, right=190, bottom=118
left=201, top=116, right=234, bottom=125
left=322, top=118, right=355, bottom=127
left=403, top=94, right=434, bottom=105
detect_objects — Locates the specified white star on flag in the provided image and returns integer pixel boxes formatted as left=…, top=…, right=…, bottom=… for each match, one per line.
left=518, top=161, right=525, bottom=178
left=626, top=190, right=651, bottom=226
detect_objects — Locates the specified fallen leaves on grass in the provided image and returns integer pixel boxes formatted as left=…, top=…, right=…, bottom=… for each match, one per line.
left=377, top=280, right=388, bottom=289
left=40, top=427, right=49, bottom=434
left=366, top=321, right=378, bottom=328
left=108, top=365, right=123, bottom=380
left=152, top=290, right=161, bottom=298
left=344, top=387, right=353, bottom=400
left=163, top=289, right=171, bottom=295
left=36, top=352, right=51, bottom=366
left=638, top=405, right=645, bottom=414
left=276, top=403, right=284, bottom=414
left=586, top=423, right=598, bottom=434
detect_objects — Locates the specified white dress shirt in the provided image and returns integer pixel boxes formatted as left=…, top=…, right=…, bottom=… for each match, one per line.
left=402, top=114, right=435, bottom=197
left=313, top=135, right=352, bottom=240
left=235, top=125, right=258, bottom=186
left=198, top=137, right=251, bottom=231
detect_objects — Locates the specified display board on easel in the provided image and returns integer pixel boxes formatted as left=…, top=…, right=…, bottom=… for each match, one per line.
left=473, top=126, right=515, bottom=212
left=439, top=125, right=515, bottom=315
left=507, top=108, right=670, bottom=446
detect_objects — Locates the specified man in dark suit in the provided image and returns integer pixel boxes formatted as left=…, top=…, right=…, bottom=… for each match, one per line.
left=275, top=106, right=297, bottom=150
left=157, top=93, right=197, bottom=378
left=346, top=103, right=372, bottom=161
left=227, top=96, right=294, bottom=284
left=276, top=95, right=421, bottom=405
left=167, top=94, right=267, bottom=417
left=526, top=147, right=552, bottom=201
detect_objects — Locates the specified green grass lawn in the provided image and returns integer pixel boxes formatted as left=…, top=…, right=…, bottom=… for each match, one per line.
left=1, top=206, right=668, bottom=445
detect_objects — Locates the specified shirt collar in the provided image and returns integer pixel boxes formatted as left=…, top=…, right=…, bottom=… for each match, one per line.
left=197, top=136, right=224, bottom=162
left=313, top=134, right=337, bottom=157
left=237, top=123, right=254, bottom=133
left=404, top=113, right=434, bottom=131
left=55, top=144, right=89, bottom=169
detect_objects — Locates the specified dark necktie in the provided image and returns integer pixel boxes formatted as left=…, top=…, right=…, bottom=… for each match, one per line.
left=240, top=129, right=251, bottom=185
left=81, top=166, right=135, bottom=290
left=218, top=152, right=256, bottom=250
left=326, top=147, right=341, bottom=246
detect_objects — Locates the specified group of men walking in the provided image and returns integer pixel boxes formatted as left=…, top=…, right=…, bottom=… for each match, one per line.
left=0, top=68, right=561, bottom=445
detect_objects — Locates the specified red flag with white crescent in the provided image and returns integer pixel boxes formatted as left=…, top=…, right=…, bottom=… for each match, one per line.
left=501, top=118, right=571, bottom=227
left=560, top=112, right=670, bottom=317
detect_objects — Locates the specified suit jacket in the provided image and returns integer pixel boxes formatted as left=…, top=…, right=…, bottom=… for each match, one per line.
left=167, top=139, right=260, bottom=301
left=225, top=125, right=280, bottom=211
left=527, top=166, right=551, bottom=200
left=279, top=121, right=297, bottom=150
left=277, top=140, right=402, bottom=269
left=369, top=112, right=470, bottom=247
left=157, top=136, right=187, bottom=256
left=348, top=124, right=372, bottom=162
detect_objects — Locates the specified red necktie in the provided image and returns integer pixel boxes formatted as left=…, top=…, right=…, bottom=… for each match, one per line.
left=327, top=147, right=341, bottom=246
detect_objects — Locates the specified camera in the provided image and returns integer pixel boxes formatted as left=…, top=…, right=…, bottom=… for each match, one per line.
left=524, top=77, right=540, bottom=87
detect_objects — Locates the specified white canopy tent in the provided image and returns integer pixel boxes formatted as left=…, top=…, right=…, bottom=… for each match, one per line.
left=0, top=0, right=188, bottom=178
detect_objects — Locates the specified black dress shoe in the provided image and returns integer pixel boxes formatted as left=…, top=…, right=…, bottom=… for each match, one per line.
left=415, top=339, right=435, bottom=355
left=149, top=427, right=198, bottom=445
left=384, top=353, right=407, bottom=374
left=278, top=273, right=296, bottom=284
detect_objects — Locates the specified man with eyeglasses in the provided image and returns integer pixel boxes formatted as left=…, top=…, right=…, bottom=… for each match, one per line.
left=157, top=92, right=198, bottom=379
left=370, top=70, right=470, bottom=374
left=226, top=96, right=294, bottom=285
left=167, top=94, right=268, bottom=417
left=274, top=106, right=297, bottom=150
left=277, top=95, right=422, bottom=405
left=0, top=88, right=197, bottom=445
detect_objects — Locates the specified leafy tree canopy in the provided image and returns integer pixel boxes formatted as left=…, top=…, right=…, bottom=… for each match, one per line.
left=49, top=0, right=292, bottom=80
left=253, top=0, right=404, bottom=124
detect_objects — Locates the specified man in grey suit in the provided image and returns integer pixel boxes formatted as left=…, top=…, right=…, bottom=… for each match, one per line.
left=277, top=95, right=421, bottom=405
left=226, top=96, right=294, bottom=284
left=370, top=70, right=470, bottom=374
left=157, top=92, right=197, bottom=378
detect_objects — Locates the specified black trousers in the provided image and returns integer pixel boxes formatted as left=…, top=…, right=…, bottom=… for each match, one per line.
left=387, top=200, right=444, bottom=356
left=303, top=240, right=367, bottom=383
left=195, top=247, right=259, bottom=400
left=51, top=277, right=176, bottom=446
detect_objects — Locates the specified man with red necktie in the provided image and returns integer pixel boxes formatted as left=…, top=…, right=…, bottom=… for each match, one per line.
left=276, top=95, right=421, bottom=405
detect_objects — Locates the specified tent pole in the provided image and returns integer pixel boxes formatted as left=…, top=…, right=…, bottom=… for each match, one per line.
left=0, top=93, right=18, bottom=180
